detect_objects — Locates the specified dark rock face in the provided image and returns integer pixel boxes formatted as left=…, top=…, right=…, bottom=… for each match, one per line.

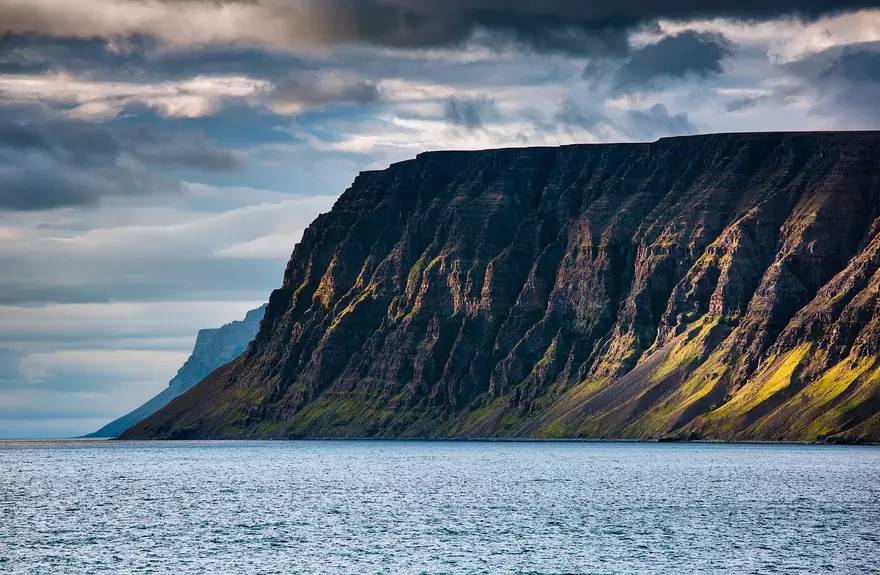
left=124, top=132, right=880, bottom=442
left=88, top=305, right=265, bottom=437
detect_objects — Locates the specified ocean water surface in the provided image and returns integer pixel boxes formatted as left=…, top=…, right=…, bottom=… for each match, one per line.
left=1, top=440, right=878, bottom=574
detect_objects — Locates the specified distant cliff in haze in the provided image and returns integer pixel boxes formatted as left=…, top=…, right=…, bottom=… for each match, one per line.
left=88, top=305, right=265, bottom=437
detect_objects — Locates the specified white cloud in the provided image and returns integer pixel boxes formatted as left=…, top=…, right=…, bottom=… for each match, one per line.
left=215, top=232, right=304, bottom=259
left=0, top=0, right=288, bottom=49
left=19, top=349, right=189, bottom=384
left=0, top=301, right=261, bottom=347
left=0, top=73, right=268, bottom=119
left=0, top=69, right=385, bottom=121
left=657, top=10, right=880, bottom=62
left=46, top=195, right=332, bottom=257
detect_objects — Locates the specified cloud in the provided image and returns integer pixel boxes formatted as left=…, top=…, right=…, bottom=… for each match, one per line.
left=553, top=99, right=610, bottom=139
left=0, top=194, right=337, bottom=304
left=724, top=93, right=774, bottom=112
left=623, top=103, right=696, bottom=139
left=18, top=349, right=188, bottom=390
left=0, top=34, right=308, bottom=81
left=0, top=0, right=874, bottom=56
left=265, top=71, right=380, bottom=115
left=0, top=106, right=243, bottom=210
left=444, top=96, right=498, bottom=130
left=611, top=31, right=731, bottom=93
left=0, top=382, right=169, bottom=437
left=723, top=86, right=801, bottom=112
left=215, top=232, right=310, bottom=259
left=783, top=40, right=880, bottom=125
left=0, top=72, right=267, bottom=119
left=0, top=348, right=20, bottom=387
left=0, top=146, right=181, bottom=211
left=0, top=67, right=383, bottom=124
left=0, top=112, right=242, bottom=170
left=0, top=301, right=261, bottom=347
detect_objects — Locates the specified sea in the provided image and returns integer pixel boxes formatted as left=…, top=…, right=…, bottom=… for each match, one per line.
left=1, top=440, right=878, bottom=574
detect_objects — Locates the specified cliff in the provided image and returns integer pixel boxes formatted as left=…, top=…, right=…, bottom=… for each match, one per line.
left=124, top=132, right=880, bottom=442
left=88, top=305, right=265, bottom=437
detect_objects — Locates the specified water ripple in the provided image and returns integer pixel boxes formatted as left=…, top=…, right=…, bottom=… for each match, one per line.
left=1, top=440, right=878, bottom=574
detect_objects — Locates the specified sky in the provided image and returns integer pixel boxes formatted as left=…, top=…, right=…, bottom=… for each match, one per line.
left=1, top=1, right=880, bottom=438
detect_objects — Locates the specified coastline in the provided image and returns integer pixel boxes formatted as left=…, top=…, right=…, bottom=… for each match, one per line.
left=2, top=436, right=877, bottom=447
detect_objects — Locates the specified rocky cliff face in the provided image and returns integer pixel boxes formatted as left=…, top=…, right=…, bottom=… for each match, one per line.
left=124, top=132, right=880, bottom=442
left=89, top=305, right=265, bottom=437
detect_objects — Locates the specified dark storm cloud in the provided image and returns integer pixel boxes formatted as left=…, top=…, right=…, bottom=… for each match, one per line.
left=0, top=109, right=241, bottom=170
left=786, top=41, right=880, bottom=124
left=814, top=43, right=880, bottom=113
left=1, top=0, right=877, bottom=56
left=827, top=45, right=880, bottom=82
left=0, top=161, right=131, bottom=211
left=0, top=106, right=241, bottom=210
left=610, top=31, right=731, bottom=93
left=444, top=97, right=498, bottom=130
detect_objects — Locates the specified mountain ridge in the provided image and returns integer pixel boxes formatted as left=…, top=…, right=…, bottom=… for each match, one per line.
left=123, top=131, right=880, bottom=442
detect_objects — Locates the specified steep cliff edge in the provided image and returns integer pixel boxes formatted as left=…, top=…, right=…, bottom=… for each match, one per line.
left=124, top=132, right=880, bottom=442
left=89, top=305, right=265, bottom=437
